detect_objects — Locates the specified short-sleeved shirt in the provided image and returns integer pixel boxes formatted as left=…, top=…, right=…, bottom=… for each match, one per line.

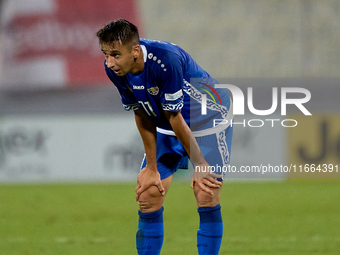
left=105, top=39, right=232, bottom=134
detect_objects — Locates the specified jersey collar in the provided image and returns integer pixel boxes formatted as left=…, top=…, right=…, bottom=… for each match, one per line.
left=141, top=44, right=147, bottom=63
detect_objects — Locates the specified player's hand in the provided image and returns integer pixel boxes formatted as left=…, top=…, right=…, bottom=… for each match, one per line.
left=135, top=166, right=165, bottom=201
left=191, top=162, right=222, bottom=195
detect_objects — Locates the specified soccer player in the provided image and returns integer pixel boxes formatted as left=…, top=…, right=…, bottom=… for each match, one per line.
left=96, top=19, right=233, bottom=255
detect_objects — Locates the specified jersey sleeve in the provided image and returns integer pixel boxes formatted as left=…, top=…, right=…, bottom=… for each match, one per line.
left=156, top=52, right=184, bottom=112
left=104, top=62, right=140, bottom=111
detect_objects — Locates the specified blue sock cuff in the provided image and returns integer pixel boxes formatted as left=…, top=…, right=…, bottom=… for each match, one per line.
left=197, top=204, right=221, bottom=213
left=197, top=204, right=222, bottom=223
left=138, top=207, right=164, bottom=223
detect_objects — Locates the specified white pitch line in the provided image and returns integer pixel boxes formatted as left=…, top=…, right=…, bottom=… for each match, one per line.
left=3, top=236, right=340, bottom=243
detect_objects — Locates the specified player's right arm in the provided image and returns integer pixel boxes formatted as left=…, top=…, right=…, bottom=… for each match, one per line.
left=104, top=63, right=164, bottom=200
left=134, top=109, right=165, bottom=201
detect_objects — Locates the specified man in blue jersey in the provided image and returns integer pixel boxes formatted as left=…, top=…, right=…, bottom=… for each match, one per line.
left=96, top=19, right=233, bottom=255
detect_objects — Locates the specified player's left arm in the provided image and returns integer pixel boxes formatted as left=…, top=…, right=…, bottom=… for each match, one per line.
left=157, top=49, right=220, bottom=194
left=164, top=110, right=222, bottom=195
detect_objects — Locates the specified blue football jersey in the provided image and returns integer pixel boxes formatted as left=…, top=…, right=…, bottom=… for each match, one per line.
left=105, top=39, right=231, bottom=133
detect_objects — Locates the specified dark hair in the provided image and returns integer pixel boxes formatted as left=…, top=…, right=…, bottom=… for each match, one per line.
left=96, top=19, right=140, bottom=47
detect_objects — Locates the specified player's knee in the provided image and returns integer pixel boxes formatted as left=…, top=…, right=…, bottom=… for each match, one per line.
left=194, top=185, right=221, bottom=208
left=138, top=186, right=164, bottom=213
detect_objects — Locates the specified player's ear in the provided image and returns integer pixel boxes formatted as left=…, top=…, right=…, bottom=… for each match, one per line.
left=133, top=44, right=140, bottom=58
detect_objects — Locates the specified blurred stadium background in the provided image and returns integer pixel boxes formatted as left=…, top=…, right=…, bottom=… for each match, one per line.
left=0, top=0, right=339, bottom=254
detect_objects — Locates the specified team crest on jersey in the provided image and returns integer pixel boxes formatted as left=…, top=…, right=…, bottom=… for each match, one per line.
left=147, top=86, right=159, bottom=95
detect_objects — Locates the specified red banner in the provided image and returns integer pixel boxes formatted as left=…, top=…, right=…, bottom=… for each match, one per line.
left=0, top=0, right=141, bottom=89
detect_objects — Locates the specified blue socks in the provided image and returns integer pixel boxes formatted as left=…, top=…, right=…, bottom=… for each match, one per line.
left=136, top=207, right=164, bottom=255
left=197, top=204, right=223, bottom=255
left=136, top=205, right=223, bottom=254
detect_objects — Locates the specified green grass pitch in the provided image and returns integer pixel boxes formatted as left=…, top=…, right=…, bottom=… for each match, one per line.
left=0, top=179, right=340, bottom=255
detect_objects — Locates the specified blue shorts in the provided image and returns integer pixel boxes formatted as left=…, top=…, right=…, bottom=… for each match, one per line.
left=140, top=125, right=233, bottom=180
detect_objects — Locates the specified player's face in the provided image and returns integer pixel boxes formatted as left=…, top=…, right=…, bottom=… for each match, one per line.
left=100, top=41, right=140, bottom=76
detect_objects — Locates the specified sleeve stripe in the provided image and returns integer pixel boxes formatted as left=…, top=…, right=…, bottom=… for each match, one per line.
left=123, top=103, right=140, bottom=111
